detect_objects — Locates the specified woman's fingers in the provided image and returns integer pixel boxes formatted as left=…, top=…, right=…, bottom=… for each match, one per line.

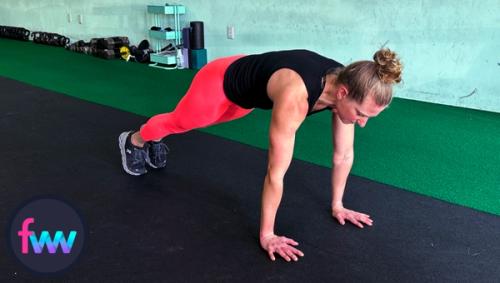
left=283, top=237, right=299, bottom=246
left=268, top=249, right=276, bottom=261
left=335, top=213, right=347, bottom=225
left=277, top=247, right=291, bottom=262
left=334, top=208, right=374, bottom=228
left=348, top=215, right=364, bottom=228
left=266, top=237, right=304, bottom=262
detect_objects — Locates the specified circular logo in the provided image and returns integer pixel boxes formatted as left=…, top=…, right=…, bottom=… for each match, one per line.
left=7, top=197, right=85, bottom=274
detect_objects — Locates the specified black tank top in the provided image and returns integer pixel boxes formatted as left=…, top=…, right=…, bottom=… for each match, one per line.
left=223, top=50, right=343, bottom=114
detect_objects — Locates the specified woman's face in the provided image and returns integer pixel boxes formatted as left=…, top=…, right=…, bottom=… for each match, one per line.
left=333, top=92, right=386, bottom=128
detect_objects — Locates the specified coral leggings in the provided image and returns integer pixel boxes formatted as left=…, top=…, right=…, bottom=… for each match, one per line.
left=140, top=55, right=253, bottom=141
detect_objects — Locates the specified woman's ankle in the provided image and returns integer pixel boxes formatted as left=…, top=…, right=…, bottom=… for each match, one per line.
left=130, top=132, right=146, bottom=148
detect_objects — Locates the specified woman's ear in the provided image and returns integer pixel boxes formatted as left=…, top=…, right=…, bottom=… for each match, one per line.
left=336, top=84, right=349, bottom=99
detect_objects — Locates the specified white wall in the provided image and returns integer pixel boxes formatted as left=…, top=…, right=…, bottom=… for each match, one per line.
left=1, top=0, right=499, bottom=112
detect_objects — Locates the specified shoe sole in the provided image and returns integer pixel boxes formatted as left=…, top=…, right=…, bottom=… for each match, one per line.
left=145, top=155, right=167, bottom=169
left=145, top=152, right=159, bottom=169
left=118, top=131, right=146, bottom=176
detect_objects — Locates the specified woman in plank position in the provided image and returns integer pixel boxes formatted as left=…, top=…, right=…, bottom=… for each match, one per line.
left=119, top=48, right=402, bottom=262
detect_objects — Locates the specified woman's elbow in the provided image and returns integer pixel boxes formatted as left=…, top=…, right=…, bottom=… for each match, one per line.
left=265, top=167, right=285, bottom=187
left=333, top=150, right=354, bottom=166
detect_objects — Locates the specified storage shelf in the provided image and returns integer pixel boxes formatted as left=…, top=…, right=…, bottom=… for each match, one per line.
left=147, top=4, right=185, bottom=70
left=149, top=30, right=181, bottom=40
left=147, top=5, right=186, bottom=15
left=150, top=53, right=177, bottom=65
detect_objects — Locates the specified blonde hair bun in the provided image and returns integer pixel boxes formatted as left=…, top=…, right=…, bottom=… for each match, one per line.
left=373, top=48, right=402, bottom=84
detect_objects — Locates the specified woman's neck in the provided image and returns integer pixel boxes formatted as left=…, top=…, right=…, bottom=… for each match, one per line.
left=317, top=74, right=338, bottom=107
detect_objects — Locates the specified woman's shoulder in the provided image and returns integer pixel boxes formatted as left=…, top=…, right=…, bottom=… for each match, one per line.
left=268, top=69, right=307, bottom=97
left=267, top=69, right=309, bottom=114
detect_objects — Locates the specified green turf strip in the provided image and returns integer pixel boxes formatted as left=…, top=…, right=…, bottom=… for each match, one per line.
left=1, top=38, right=499, bottom=215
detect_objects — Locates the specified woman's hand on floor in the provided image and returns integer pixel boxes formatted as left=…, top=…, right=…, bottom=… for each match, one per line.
left=260, top=234, right=304, bottom=262
left=332, top=205, right=373, bottom=228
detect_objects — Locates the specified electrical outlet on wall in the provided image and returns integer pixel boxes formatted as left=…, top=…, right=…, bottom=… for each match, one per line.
left=227, top=25, right=235, bottom=40
left=67, top=13, right=71, bottom=23
left=78, top=14, right=83, bottom=24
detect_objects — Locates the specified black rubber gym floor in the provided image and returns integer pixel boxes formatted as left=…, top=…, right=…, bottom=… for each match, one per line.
left=1, top=76, right=499, bottom=282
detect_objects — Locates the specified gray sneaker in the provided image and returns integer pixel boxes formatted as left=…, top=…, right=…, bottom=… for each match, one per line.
left=118, top=131, right=148, bottom=176
left=145, top=140, right=169, bottom=169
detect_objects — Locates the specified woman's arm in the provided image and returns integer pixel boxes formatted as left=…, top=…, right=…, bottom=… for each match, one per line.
left=260, top=95, right=305, bottom=238
left=259, top=69, right=308, bottom=261
left=331, top=112, right=355, bottom=208
left=330, top=113, right=373, bottom=228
